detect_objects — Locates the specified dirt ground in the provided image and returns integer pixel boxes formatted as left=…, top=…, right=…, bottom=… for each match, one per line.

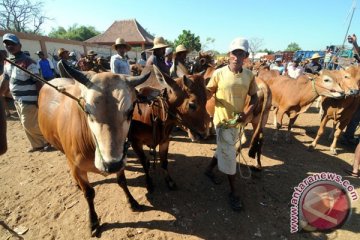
left=0, top=103, right=359, bottom=240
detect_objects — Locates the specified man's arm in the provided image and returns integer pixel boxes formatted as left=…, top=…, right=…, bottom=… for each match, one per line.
left=0, top=74, right=9, bottom=96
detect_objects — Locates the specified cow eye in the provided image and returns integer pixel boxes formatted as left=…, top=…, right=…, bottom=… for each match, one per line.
left=324, top=78, right=330, bottom=83
left=189, top=102, right=197, bottom=111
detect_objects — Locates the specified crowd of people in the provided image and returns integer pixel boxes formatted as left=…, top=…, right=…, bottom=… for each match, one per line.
left=1, top=31, right=360, bottom=213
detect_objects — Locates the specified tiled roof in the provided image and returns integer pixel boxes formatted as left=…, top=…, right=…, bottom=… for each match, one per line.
left=85, top=19, right=154, bottom=45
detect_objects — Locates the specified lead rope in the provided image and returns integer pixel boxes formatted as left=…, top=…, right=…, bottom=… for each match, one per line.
left=4, top=58, right=88, bottom=113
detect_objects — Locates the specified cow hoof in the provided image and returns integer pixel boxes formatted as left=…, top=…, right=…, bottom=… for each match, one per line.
left=130, top=200, right=144, bottom=211
left=90, top=219, right=100, bottom=237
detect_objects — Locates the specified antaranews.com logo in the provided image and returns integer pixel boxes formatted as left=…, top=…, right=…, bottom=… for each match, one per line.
left=290, top=172, right=358, bottom=233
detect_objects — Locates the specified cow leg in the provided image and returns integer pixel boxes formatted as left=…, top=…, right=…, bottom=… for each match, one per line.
left=71, top=167, right=99, bottom=236
left=309, top=116, right=329, bottom=151
left=285, top=116, right=299, bottom=143
left=330, top=122, right=347, bottom=155
left=116, top=169, right=142, bottom=210
left=131, top=142, right=153, bottom=193
left=273, top=109, right=284, bottom=142
left=159, top=140, right=177, bottom=190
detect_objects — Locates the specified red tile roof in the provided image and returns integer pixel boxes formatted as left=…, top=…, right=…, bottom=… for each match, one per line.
left=85, top=19, right=154, bottom=46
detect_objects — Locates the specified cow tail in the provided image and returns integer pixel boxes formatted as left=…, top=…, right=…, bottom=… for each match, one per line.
left=248, top=84, right=268, bottom=159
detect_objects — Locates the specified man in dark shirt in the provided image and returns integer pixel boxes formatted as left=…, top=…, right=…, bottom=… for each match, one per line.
left=146, top=36, right=170, bottom=74
left=304, top=53, right=322, bottom=74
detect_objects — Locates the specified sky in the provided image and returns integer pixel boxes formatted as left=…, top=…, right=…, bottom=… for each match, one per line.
left=41, top=0, right=359, bottom=53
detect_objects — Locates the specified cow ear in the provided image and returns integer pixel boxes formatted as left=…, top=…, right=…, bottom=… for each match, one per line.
left=153, top=65, right=179, bottom=90
left=182, top=75, right=193, bottom=89
left=60, top=60, right=93, bottom=87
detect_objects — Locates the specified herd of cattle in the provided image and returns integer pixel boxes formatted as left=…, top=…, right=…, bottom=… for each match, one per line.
left=1, top=53, right=359, bottom=236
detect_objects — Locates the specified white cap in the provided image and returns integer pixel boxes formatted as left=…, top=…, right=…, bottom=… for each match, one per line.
left=275, top=57, right=282, bottom=62
left=165, top=47, right=173, bottom=57
left=228, top=37, right=249, bottom=53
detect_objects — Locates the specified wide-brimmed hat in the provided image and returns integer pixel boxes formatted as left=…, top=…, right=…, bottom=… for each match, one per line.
left=149, top=36, right=169, bottom=50
left=228, top=37, right=249, bottom=53
left=87, top=50, right=97, bottom=56
left=311, top=53, right=322, bottom=60
left=175, top=44, right=188, bottom=54
left=112, top=38, right=132, bottom=51
left=58, top=48, right=69, bottom=57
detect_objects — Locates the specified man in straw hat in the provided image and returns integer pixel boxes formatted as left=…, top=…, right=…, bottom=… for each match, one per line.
left=0, top=33, right=51, bottom=152
left=57, top=47, right=72, bottom=78
left=110, top=38, right=131, bottom=74
left=77, top=50, right=99, bottom=72
left=304, top=52, right=322, bottom=74
left=146, top=36, right=170, bottom=74
left=204, top=37, right=260, bottom=211
left=170, top=44, right=190, bottom=78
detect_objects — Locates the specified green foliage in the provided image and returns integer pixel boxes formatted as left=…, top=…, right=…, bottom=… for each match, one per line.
left=173, top=30, right=201, bottom=52
left=259, top=48, right=275, bottom=54
left=285, top=42, right=301, bottom=52
left=48, top=24, right=100, bottom=41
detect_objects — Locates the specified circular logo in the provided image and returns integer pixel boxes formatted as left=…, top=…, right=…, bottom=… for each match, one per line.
left=300, top=182, right=351, bottom=231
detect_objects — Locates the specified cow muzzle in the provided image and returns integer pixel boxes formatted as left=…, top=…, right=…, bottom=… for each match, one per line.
left=102, top=158, right=126, bottom=173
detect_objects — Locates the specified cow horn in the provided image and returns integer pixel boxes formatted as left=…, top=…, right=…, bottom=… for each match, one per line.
left=153, top=64, right=179, bottom=90
left=60, top=60, right=92, bottom=87
left=125, top=71, right=151, bottom=88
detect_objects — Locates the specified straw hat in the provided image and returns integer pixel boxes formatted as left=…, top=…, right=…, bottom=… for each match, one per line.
left=112, top=38, right=131, bottom=51
left=149, top=36, right=169, bottom=50
left=87, top=50, right=97, bottom=56
left=175, top=44, right=188, bottom=54
left=58, top=48, right=69, bottom=57
left=311, top=53, right=322, bottom=60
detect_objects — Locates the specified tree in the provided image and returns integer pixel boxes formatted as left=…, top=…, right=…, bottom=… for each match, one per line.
left=0, top=0, right=49, bottom=34
left=248, top=37, right=264, bottom=58
left=48, top=24, right=100, bottom=41
left=259, top=48, right=275, bottom=54
left=174, top=30, right=201, bottom=52
left=285, top=42, right=301, bottom=52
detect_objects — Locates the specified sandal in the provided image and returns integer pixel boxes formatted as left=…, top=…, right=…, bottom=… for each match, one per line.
left=229, top=193, right=243, bottom=211
left=204, top=171, right=222, bottom=185
left=343, top=169, right=359, bottom=178
left=27, top=147, right=44, bottom=153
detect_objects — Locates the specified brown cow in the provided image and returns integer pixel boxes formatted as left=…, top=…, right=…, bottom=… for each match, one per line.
left=309, top=66, right=360, bottom=154
left=38, top=61, right=150, bottom=235
left=130, top=66, right=210, bottom=191
left=262, top=70, right=345, bottom=142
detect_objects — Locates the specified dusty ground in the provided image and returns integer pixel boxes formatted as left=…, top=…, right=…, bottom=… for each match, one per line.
left=0, top=103, right=359, bottom=240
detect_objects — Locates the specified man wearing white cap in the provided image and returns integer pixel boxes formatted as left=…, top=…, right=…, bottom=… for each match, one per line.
left=204, top=37, right=259, bottom=211
left=0, top=33, right=50, bottom=152
left=164, top=47, right=173, bottom=68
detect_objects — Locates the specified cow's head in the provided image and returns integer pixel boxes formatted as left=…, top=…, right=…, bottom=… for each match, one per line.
left=153, top=65, right=211, bottom=141
left=313, top=70, right=345, bottom=99
left=334, top=69, right=360, bottom=96
left=344, top=66, right=360, bottom=95
left=61, top=60, right=150, bottom=173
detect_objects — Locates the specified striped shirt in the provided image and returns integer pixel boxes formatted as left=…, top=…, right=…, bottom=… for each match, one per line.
left=3, top=52, right=39, bottom=104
